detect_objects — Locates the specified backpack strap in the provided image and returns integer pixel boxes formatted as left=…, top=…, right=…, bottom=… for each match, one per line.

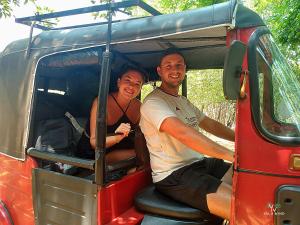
left=65, top=112, right=90, bottom=138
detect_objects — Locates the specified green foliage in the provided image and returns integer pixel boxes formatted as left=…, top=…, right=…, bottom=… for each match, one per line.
left=254, top=0, right=300, bottom=68
left=90, top=0, right=138, bottom=20
left=145, top=0, right=227, bottom=13
left=0, top=0, right=33, bottom=18
left=254, top=0, right=300, bottom=46
left=90, top=0, right=229, bottom=19
left=0, top=0, right=20, bottom=18
left=141, top=70, right=224, bottom=105
left=187, top=70, right=224, bottom=107
left=0, top=0, right=54, bottom=26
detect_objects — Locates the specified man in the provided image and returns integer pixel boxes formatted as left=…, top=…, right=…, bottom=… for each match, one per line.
left=139, top=50, right=235, bottom=220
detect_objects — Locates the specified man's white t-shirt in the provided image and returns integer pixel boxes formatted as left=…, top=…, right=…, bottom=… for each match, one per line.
left=140, top=88, right=205, bottom=183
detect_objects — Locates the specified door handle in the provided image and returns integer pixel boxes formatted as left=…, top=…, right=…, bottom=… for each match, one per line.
left=289, top=154, right=300, bottom=170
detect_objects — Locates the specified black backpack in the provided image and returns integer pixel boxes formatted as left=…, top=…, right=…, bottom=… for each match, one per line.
left=35, top=112, right=89, bottom=155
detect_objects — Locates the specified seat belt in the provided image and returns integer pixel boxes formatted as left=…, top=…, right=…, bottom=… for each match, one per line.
left=65, top=112, right=90, bottom=138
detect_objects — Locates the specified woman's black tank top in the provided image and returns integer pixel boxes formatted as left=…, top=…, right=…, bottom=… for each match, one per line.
left=76, top=95, right=137, bottom=159
left=106, top=94, right=136, bottom=152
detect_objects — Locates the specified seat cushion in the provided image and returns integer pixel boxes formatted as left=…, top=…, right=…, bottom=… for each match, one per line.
left=135, top=185, right=222, bottom=222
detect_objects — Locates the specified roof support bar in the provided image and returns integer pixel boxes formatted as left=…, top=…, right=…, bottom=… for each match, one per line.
left=182, top=77, right=187, bottom=97
left=137, top=1, right=162, bottom=16
left=15, top=0, right=161, bottom=30
left=94, top=4, right=114, bottom=186
left=26, top=22, right=35, bottom=58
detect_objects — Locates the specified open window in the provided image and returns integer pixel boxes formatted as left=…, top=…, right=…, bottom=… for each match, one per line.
left=28, top=47, right=141, bottom=180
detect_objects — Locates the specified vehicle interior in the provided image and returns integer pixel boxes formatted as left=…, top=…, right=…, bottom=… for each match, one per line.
left=28, top=48, right=142, bottom=176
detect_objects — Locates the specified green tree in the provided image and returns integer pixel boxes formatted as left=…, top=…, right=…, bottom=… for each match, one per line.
left=0, top=0, right=33, bottom=18
left=254, top=0, right=300, bottom=69
left=145, top=0, right=227, bottom=13
left=0, top=0, right=57, bottom=27
left=254, top=0, right=300, bottom=47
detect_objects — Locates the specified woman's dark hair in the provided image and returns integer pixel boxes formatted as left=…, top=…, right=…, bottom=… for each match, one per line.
left=118, top=65, right=148, bottom=83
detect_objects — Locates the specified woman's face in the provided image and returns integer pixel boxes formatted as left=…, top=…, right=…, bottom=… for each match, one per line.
left=117, top=70, right=143, bottom=100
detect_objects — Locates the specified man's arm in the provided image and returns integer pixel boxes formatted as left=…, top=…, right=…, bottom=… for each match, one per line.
left=199, top=116, right=235, bottom=142
left=160, top=117, right=234, bottom=162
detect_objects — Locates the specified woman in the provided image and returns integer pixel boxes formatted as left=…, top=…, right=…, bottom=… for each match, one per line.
left=89, top=67, right=145, bottom=165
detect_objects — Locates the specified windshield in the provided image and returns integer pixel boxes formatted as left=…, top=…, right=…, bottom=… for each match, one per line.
left=256, top=33, right=300, bottom=139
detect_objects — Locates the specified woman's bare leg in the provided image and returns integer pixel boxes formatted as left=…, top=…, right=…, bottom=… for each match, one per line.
left=105, top=149, right=135, bottom=164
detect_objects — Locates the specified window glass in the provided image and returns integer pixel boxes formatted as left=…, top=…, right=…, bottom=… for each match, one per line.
left=256, top=34, right=300, bottom=137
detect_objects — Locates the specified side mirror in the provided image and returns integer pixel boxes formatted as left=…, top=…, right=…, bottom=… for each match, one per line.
left=223, top=40, right=247, bottom=100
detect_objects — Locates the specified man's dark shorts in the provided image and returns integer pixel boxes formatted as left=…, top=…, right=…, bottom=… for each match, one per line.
left=155, top=157, right=231, bottom=212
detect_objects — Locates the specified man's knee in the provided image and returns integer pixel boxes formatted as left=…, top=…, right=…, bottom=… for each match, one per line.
left=221, top=164, right=233, bottom=185
left=206, top=182, right=232, bottom=219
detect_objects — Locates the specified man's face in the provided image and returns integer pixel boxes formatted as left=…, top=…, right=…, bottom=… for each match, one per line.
left=157, top=53, right=186, bottom=88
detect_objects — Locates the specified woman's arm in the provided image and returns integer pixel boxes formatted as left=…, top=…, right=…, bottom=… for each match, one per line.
left=89, top=97, right=129, bottom=149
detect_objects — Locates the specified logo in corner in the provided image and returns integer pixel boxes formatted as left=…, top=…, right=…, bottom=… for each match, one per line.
left=264, top=202, right=285, bottom=216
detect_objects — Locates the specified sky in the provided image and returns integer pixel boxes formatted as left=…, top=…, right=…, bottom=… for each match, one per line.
left=0, top=0, right=102, bottom=51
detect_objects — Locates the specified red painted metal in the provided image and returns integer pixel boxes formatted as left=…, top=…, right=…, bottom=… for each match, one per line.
left=0, top=154, right=38, bottom=225
left=0, top=151, right=150, bottom=225
left=233, top=172, right=300, bottom=225
left=0, top=201, right=13, bottom=225
left=98, top=169, right=151, bottom=225
left=106, top=207, right=144, bottom=225
left=228, top=28, right=300, bottom=225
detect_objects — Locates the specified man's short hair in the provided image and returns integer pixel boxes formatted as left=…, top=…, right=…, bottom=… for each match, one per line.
left=160, top=48, right=186, bottom=65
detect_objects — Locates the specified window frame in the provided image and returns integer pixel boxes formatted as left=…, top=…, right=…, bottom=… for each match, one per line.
left=248, top=27, right=300, bottom=146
